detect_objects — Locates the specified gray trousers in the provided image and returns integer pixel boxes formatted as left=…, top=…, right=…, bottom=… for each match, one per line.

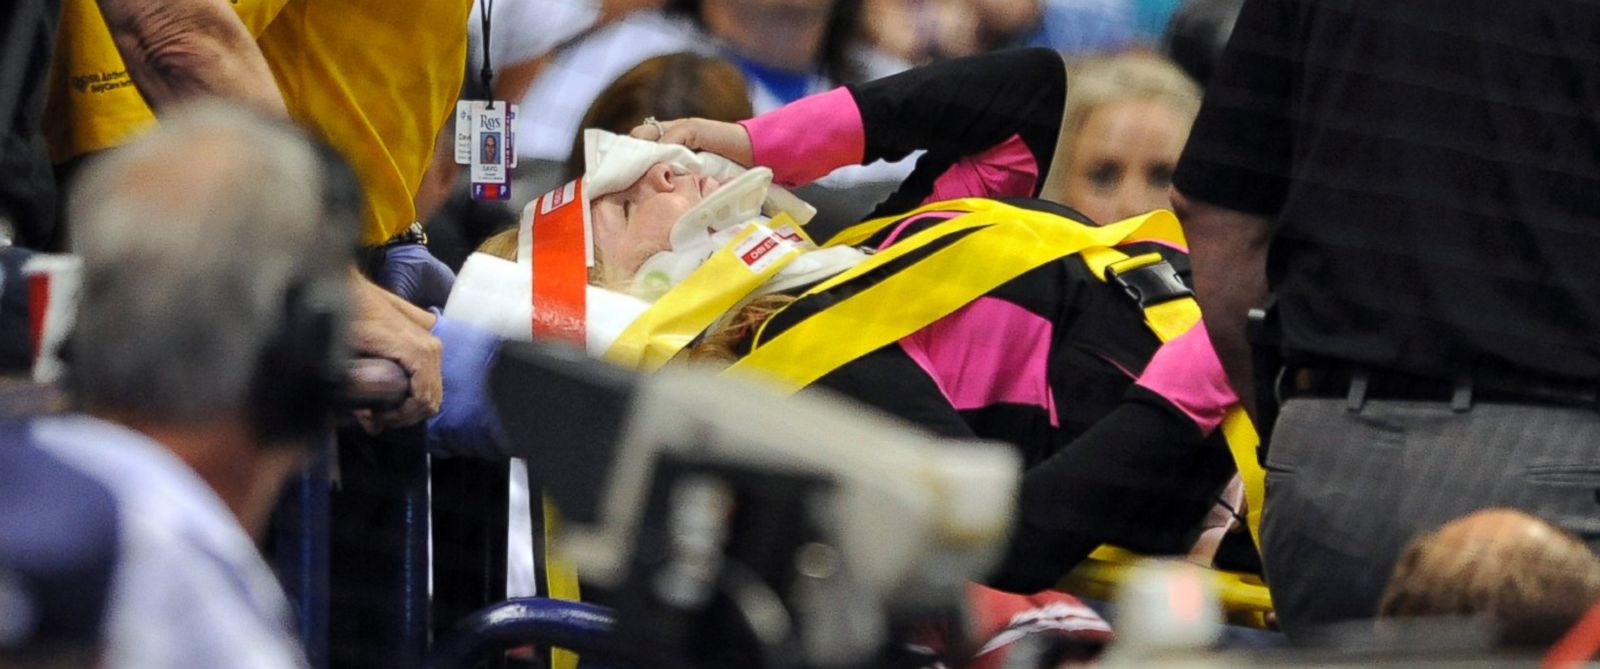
left=1260, top=397, right=1600, bottom=640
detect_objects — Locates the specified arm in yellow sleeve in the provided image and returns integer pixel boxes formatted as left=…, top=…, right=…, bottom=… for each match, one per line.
left=95, top=0, right=286, bottom=114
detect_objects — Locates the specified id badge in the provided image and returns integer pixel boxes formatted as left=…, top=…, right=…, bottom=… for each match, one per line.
left=507, top=105, right=518, bottom=168
left=453, top=100, right=483, bottom=165
left=458, top=100, right=516, bottom=200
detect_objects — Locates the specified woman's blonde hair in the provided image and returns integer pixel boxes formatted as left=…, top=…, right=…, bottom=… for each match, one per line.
left=477, top=225, right=519, bottom=261
left=688, top=293, right=797, bottom=363
left=1062, top=51, right=1202, bottom=158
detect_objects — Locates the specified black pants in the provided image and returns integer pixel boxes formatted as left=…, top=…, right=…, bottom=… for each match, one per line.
left=1260, top=395, right=1600, bottom=639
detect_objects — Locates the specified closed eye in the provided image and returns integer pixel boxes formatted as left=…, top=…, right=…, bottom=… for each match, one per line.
left=1087, top=162, right=1121, bottom=190
left=1147, top=164, right=1175, bottom=188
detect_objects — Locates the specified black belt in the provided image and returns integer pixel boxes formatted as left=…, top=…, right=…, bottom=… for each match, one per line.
left=1282, top=365, right=1600, bottom=411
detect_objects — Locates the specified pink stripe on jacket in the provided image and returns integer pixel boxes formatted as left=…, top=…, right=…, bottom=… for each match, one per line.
left=742, top=86, right=1056, bottom=418
left=740, top=87, right=1042, bottom=202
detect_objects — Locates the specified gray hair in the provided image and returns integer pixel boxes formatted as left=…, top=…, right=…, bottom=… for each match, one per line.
left=68, top=101, right=354, bottom=421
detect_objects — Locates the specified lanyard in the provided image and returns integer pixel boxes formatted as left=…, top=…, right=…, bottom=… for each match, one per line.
left=461, top=0, right=514, bottom=200
left=478, top=0, right=495, bottom=105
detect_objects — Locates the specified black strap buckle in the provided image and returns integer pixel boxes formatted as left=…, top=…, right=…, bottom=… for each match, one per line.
left=1105, top=255, right=1194, bottom=308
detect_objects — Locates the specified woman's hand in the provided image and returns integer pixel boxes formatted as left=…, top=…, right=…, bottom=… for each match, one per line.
left=630, top=118, right=754, bottom=167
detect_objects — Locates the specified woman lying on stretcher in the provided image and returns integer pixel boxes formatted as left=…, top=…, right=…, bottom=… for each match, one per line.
left=443, top=47, right=1253, bottom=593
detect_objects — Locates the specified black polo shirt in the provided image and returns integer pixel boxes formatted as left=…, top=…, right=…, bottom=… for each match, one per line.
left=1173, top=0, right=1600, bottom=382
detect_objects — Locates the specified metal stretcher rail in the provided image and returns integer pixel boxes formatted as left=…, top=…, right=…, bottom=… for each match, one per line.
left=274, top=357, right=421, bottom=669
left=425, top=597, right=620, bottom=669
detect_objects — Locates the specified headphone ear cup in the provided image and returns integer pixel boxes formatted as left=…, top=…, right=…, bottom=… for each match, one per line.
left=250, top=279, right=346, bottom=443
left=248, top=132, right=361, bottom=443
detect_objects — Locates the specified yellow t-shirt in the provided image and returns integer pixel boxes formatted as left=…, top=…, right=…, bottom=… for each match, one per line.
left=44, top=0, right=471, bottom=246
left=43, top=0, right=289, bottom=164
left=256, top=1, right=471, bottom=245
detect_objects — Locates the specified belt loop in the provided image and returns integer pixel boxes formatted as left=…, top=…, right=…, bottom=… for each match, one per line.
left=1450, top=374, right=1473, bottom=412
left=1346, top=370, right=1369, bottom=412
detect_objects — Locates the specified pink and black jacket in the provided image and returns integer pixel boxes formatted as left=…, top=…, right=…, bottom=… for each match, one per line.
left=735, top=48, right=1245, bottom=592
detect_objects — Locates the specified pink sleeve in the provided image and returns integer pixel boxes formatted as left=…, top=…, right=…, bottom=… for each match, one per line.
left=738, top=87, right=865, bottom=188
left=1135, top=322, right=1239, bottom=436
left=921, top=135, right=1041, bottom=204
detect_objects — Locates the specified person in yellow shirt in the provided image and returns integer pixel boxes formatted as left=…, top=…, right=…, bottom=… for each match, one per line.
left=53, top=0, right=472, bottom=428
left=51, top=0, right=468, bottom=246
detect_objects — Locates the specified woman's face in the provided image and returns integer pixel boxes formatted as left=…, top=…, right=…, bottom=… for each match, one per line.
left=1061, top=99, right=1189, bottom=225
left=590, top=163, right=723, bottom=278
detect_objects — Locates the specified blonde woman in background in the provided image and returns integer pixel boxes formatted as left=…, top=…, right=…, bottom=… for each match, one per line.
left=1050, top=52, right=1201, bottom=225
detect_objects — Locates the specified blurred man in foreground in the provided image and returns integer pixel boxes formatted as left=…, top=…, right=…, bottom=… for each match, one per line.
left=4, top=102, right=357, bottom=667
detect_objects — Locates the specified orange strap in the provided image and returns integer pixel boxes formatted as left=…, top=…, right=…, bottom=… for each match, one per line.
left=528, top=181, right=589, bottom=343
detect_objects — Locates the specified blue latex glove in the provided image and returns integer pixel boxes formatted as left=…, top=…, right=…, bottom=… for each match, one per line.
left=425, top=311, right=507, bottom=459
left=377, top=243, right=455, bottom=311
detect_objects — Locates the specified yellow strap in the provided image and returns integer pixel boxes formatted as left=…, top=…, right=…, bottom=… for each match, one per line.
left=788, top=208, right=1008, bottom=299
left=826, top=197, right=1002, bottom=248
left=542, top=496, right=581, bottom=669
left=605, top=215, right=807, bottom=371
left=1079, top=245, right=1266, bottom=548
left=1221, top=409, right=1264, bottom=550
left=1061, top=546, right=1273, bottom=628
left=736, top=200, right=1274, bottom=622
left=1077, top=245, right=1131, bottom=279
left=728, top=207, right=1185, bottom=393
left=1069, top=244, right=1274, bottom=625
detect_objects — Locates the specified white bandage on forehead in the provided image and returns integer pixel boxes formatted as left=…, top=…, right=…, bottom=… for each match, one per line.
left=581, top=129, right=815, bottom=225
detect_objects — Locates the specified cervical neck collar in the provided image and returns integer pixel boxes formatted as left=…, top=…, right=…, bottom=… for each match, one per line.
left=630, top=167, right=775, bottom=299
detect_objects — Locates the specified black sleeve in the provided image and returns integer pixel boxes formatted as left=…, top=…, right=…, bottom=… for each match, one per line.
left=1170, top=0, right=1298, bottom=215
left=986, top=386, right=1237, bottom=594
left=850, top=47, right=1067, bottom=216
left=809, top=344, right=978, bottom=440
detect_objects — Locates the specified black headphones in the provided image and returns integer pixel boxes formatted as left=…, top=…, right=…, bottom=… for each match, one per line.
left=248, top=136, right=363, bottom=444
